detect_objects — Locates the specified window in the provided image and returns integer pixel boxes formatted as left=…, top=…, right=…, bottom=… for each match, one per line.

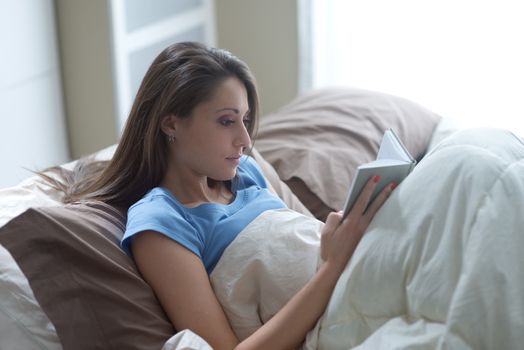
left=305, top=0, right=524, bottom=135
left=110, top=0, right=216, bottom=130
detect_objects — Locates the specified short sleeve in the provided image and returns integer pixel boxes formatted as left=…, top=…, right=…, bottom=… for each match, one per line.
left=122, top=195, right=204, bottom=259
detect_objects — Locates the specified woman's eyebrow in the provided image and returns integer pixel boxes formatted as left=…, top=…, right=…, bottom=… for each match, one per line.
left=215, top=107, right=239, bottom=114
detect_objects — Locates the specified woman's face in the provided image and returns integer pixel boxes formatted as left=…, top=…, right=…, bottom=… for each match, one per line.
left=170, top=77, right=252, bottom=182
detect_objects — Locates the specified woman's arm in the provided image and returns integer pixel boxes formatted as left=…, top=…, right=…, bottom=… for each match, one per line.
left=132, top=176, right=392, bottom=350
left=132, top=232, right=239, bottom=349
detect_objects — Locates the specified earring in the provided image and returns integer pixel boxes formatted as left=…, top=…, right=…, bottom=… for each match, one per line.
left=168, top=134, right=175, bottom=143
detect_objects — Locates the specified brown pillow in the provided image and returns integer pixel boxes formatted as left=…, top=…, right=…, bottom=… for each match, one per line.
left=0, top=202, right=175, bottom=349
left=255, top=88, right=442, bottom=220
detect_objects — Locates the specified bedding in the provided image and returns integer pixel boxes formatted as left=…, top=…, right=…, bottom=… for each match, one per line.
left=209, top=127, right=524, bottom=349
left=305, top=128, right=524, bottom=349
left=0, top=88, right=459, bottom=349
left=210, top=208, right=323, bottom=340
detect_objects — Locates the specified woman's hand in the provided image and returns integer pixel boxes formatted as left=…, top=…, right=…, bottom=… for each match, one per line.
left=320, top=175, right=395, bottom=273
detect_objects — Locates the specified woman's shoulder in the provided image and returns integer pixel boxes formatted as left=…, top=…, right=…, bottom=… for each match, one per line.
left=125, top=187, right=195, bottom=237
left=128, top=187, right=181, bottom=216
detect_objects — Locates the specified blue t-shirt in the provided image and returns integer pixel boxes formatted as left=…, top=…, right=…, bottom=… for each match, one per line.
left=122, top=155, right=286, bottom=274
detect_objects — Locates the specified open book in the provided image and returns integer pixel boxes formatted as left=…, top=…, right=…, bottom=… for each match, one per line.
left=342, top=128, right=416, bottom=219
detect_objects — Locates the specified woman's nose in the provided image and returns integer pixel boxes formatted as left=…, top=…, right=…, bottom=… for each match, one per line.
left=234, top=123, right=252, bottom=149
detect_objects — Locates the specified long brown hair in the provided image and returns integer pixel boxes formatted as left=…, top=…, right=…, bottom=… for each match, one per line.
left=44, top=42, right=259, bottom=209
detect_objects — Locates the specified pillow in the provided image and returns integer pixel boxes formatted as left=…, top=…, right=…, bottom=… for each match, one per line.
left=255, top=88, right=442, bottom=220
left=0, top=201, right=175, bottom=349
left=0, top=244, right=61, bottom=349
left=0, top=172, right=65, bottom=227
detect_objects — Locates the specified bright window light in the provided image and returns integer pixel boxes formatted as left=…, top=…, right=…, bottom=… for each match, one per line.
left=310, top=0, right=524, bottom=135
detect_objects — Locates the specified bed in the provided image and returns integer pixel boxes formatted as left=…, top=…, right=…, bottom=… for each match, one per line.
left=1, top=87, right=523, bottom=349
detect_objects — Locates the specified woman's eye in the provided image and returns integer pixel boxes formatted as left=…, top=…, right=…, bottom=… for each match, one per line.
left=219, top=119, right=235, bottom=127
left=243, top=118, right=252, bottom=127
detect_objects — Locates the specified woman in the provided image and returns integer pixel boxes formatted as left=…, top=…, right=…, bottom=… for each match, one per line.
left=57, top=42, right=395, bottom=349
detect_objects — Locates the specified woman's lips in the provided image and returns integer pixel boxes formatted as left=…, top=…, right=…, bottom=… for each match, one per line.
left=226, top=155, right=241, bottom=165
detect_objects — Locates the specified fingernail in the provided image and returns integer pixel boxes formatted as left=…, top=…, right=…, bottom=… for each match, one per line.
left=373, top=175, right=381, bottom=183
left=390, top=182, right=398, bottom=190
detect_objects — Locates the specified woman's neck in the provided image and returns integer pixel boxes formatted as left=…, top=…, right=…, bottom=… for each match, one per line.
left=160, top=172, right=233, bottom=207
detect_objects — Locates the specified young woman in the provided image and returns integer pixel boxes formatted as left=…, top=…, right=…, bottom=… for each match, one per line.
left=57, top=42, right=395, bottom=349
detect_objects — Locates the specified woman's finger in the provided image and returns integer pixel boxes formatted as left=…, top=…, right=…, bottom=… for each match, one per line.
left=320, top=211, right=343, bottom=261
left=322, top=211, right=342, bottom=234
left=347, top=175, right=380, bottom=220
left=363, top=182, right=396, bottom=223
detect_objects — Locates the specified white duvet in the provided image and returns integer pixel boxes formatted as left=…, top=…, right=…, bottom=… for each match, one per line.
left=208, top=128, right=524, bottom=349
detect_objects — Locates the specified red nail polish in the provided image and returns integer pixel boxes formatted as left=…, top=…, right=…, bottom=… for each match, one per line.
left=373, top=175, right=381, bottom=183
left=390, top=182, right=398, bottom=190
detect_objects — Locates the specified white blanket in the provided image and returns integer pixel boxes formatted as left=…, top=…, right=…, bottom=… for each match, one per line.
left=210, top=208, right=323, bottom=340
left=210, top=128, right=524, bottom=349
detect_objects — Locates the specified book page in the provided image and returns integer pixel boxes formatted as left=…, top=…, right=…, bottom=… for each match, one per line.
left=359, top=158, right=407, bottom=169
left=376, top=129, right=414, bottom=163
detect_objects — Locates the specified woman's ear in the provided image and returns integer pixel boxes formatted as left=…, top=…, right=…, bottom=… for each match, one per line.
left=160, top=115, right=177, bottom=137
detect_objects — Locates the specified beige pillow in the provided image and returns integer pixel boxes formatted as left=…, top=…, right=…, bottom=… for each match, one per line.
left=255, top=88, right=441, bottom=220
left=0, top=201, right=175, bottom=349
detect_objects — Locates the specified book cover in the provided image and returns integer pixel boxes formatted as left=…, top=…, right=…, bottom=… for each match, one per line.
left=341, top=128, right=416, bottom=219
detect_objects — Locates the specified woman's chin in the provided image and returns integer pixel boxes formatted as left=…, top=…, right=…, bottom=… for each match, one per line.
left=212, top=170, right=237, bottom=182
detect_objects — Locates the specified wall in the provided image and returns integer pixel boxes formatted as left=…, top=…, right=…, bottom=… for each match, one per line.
left=55, top=0, right=119, bottom=159
left=0, top=0, right=301, bottom=188
left=55, top=0, right=296, bottom=159
left=0, top=0, right=69, bottom=188
left=215, top=0, right=299, bottom=115
left=54, top=0, right=216, bottom=159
